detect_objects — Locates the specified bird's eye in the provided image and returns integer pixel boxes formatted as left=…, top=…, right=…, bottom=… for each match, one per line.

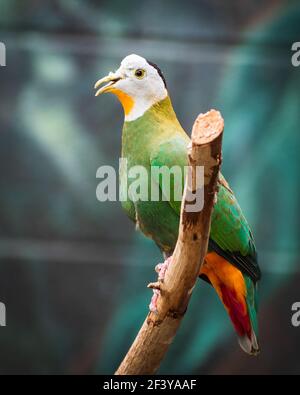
left=134, top=69, right=146, bottom=79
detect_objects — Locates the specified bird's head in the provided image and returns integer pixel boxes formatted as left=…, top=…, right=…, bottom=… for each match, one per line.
left=94, top=54, right=168, bottom=121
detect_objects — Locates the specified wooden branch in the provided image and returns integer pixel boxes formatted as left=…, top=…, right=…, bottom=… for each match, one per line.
left=115, top=110, right=224, bottom=375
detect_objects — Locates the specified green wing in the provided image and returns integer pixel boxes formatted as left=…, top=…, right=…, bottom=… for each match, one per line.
left=151, top=138, right=261, bottom=282
left=209, top=177, right=260, bottom=282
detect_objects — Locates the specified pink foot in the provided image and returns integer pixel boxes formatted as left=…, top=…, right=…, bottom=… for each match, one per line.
left=148, top=256, right=173, bottom=313
left=149, top=289, right=160, bottom=313
left=155, top=256, right=173, bottom=281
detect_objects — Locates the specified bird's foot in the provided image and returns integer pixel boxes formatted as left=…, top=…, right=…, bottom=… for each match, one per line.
left=148, top=256, right=173, bottom=313
left=155, top=256, right=173, bottom=282
left=149, top=289, right=160, bottom=314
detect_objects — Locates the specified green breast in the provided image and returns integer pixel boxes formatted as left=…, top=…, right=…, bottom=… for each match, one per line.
left=120, top=96, right=188, bottom=251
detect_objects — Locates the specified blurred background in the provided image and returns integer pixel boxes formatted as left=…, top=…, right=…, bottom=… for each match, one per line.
left=0, top=0, right=299, bottom=374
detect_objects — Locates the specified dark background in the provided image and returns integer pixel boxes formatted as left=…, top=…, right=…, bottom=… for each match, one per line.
left=0, top=0, right=299, bottom=374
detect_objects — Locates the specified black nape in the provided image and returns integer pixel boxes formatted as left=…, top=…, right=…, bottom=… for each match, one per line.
left=147, top=60, right=167, bottom=88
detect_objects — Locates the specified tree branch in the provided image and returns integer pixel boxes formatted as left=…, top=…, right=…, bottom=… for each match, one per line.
left=115, top=109, right=224, bottom=375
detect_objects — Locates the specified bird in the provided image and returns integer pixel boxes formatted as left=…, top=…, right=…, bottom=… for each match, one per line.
left=94, top=54, right=261, bottom=355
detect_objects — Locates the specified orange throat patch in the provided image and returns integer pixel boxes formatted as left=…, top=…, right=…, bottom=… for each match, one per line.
left=108, top=88, right=134, bottom=116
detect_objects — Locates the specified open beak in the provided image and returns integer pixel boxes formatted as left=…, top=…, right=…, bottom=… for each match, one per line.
left=94, top=72, right=122, bottom=96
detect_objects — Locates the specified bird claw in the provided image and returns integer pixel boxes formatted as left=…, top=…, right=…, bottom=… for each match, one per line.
left=156, top=256, right=172, bottom=281
left=149, top=256, right=173, bottom=313
left=155, top=263, right=163, bottom=273
left=149, top=289, right=160, bottom=314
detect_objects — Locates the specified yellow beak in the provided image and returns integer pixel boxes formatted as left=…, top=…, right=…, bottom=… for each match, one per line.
left=94, top=72, right=122, bottom=96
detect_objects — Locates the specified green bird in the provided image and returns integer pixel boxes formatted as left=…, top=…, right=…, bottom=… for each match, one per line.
left=94, top=54, right=261, bottom=355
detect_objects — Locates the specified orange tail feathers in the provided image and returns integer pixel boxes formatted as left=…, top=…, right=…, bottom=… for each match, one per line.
left=201, top=252, right=259, bottom=355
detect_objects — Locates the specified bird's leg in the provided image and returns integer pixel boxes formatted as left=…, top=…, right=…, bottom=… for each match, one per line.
left=148, top=256, right=173, bottom=313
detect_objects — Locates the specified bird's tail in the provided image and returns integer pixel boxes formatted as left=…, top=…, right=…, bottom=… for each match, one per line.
left=240, top=275, right=260, bottom=355
left=220, top=275, right=260, bottom=356
left=201, top=253, right=260, bottom=355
